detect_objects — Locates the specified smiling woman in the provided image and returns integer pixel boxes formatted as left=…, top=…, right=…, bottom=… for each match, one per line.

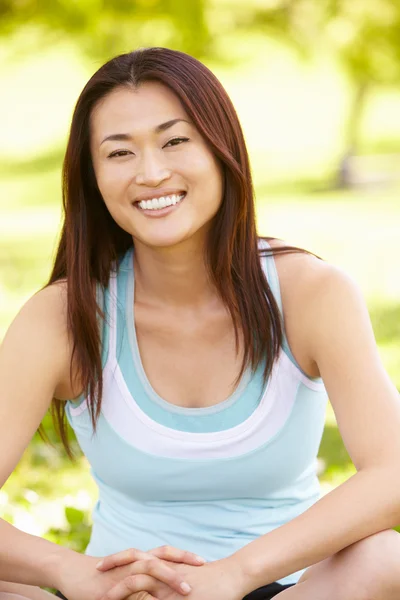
left=89, top=82, right=224, bottom=248
left=1, top=47, right=400, bottom=600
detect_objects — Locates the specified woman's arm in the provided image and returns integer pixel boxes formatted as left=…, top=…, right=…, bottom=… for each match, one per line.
left=230, top=260, right=400, bottom=595
left=0, top=284, right=77, bottom=588
left=0, top=518, right=75, bottom=589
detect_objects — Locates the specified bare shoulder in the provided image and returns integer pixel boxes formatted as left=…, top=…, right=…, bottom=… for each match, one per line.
left=22, top=279, right=69, bottom=334
left=26, top=279, right=96, bottom=402
left=266, top=237, right=353, bottom=300
left=13, top=279, right=77, bottom=400
left=11, top=279, right=67, bottom=332
left=265, top=237, right=360, bottom=377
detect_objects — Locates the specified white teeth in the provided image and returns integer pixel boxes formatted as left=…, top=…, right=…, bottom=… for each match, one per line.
left=137, top=193, right=185, bottom=211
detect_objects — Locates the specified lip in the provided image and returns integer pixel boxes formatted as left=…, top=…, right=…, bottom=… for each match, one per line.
left=133, top=189, right=186, bottom=203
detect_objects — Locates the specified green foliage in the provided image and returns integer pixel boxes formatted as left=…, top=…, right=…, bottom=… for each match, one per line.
left=229, top=0, right=400, bottom=85
left=46, top=506, right=91, bottom=553
left=2, top=0, right=400, bottom=87
left=0, top=0, right=213, bottom=61
left=323, top=0, right=400, bottom=84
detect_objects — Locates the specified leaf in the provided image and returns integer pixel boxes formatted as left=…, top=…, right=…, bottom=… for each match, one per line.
left=65, top=506, right=85, bottom=526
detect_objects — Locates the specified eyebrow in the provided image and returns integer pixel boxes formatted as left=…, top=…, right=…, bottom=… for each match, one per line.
left=100, top=118, right=191, bottom=145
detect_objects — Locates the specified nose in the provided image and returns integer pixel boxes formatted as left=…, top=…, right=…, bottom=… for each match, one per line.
left=135, top=148, right=172, bottom=186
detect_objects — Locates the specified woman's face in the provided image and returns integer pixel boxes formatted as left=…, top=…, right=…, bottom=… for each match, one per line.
left=90, top=81, right=224, bottom=249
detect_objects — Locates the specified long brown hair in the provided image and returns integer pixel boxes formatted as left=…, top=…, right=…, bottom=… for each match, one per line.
left=41, top=47, right=313, bottom=458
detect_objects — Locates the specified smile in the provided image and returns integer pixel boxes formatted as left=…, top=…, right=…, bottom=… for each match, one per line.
left=134, top=192, right=186, bottom=216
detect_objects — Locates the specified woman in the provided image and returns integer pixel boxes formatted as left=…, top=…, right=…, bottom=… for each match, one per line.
left=1, top=47, right=400, bottom=600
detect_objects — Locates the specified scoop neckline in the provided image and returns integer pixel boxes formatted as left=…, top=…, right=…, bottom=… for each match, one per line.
left=124, top=247, right=252, bottom=415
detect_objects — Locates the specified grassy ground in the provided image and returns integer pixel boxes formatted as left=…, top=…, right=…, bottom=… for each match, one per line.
left=1, top=36, right=400, bottom=549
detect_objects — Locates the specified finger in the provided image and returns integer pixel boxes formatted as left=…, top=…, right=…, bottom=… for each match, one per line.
left=129, top=593, right=156, bottom=600
left=100, top=575, right=156, bottom=600
left=149, top=545, right=206, bottom=565
left=128, top=559, right=192, bottom=595
left=96, top=548, right=154, bottom=571
left=130, top=594, right=157, bottom=600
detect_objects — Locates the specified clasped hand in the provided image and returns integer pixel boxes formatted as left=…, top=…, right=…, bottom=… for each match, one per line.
left=58, top=545, right=245, bottom=600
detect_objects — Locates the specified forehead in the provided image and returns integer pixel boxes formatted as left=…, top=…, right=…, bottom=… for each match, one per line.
left=90, top=81, right=188, bottom=141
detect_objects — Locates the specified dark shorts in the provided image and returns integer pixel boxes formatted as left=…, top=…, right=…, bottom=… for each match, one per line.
left=56, top=581, right=295, bottom=599
left=243, top=582, right=295, bottom=598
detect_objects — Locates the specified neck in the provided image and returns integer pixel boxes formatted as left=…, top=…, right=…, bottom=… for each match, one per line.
left=132, top=236, right=219, bottom=309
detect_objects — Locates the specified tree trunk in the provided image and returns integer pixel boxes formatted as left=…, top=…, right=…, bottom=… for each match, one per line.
left=336, top=80, right=370, bottom=188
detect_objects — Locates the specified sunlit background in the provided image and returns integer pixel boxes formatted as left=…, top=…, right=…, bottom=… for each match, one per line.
left=1, top=0, right=400, bottom=555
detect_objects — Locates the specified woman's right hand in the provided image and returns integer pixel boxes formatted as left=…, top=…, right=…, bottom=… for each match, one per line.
left=56, top=547, right=204, bottom=600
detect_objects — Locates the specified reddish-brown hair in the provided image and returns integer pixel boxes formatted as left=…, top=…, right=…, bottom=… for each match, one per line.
left=41, top=47, right=311, bottom=458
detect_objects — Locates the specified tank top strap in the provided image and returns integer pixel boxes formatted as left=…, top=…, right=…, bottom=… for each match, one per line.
left=258, top=238, right=283, bottom=315
left=105, top=248, right=134, bottom=367
left=107, top=270, right=118, bottom=366
left=258, top=237, right=294, bottom=359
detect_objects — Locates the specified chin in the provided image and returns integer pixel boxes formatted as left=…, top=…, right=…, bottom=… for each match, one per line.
left=132, top=216, right=210, bottom=250
left=138, top=231, right=194, bottom=250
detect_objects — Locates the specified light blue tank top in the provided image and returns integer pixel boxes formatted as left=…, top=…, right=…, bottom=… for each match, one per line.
left=66, top=240, right=328, bottom=586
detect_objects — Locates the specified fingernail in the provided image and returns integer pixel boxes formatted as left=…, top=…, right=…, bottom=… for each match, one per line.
left=96, top=560, right=104, bottom=569
left=180, top=582, right=192, bottom=593
left=195, top=555, right=206, bottom=563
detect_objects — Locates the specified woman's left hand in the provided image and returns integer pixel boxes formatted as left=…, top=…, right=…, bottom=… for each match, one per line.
left=98, top=555, right=247, bottom=600
left=96, top=545, right=207, bottom=571
left=157, top=558, right=247, bottom=600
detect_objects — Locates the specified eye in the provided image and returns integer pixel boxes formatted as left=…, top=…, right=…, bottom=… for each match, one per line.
left=164, top=137, right=189, bottom=148
left=107, top=150, right=133, bottom=158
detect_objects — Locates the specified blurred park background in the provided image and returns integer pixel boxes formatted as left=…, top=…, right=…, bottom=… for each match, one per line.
left=1, top=0, right=400, bottom=554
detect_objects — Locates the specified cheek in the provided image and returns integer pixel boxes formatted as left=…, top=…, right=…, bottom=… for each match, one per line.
left=184, top=149, right=215, bottom=176
left=95, top=164, right=130, bottom=201
left=93, top=168, right=133, bottom=229
left=183, top=151, right=223, bottom=195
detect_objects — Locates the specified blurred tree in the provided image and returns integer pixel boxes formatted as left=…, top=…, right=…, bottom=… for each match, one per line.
left=1, top=0, right=400, bottom=183
left=329, top=1, right=400, bottom=184
left=241, top=0, right=400, bottom=185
